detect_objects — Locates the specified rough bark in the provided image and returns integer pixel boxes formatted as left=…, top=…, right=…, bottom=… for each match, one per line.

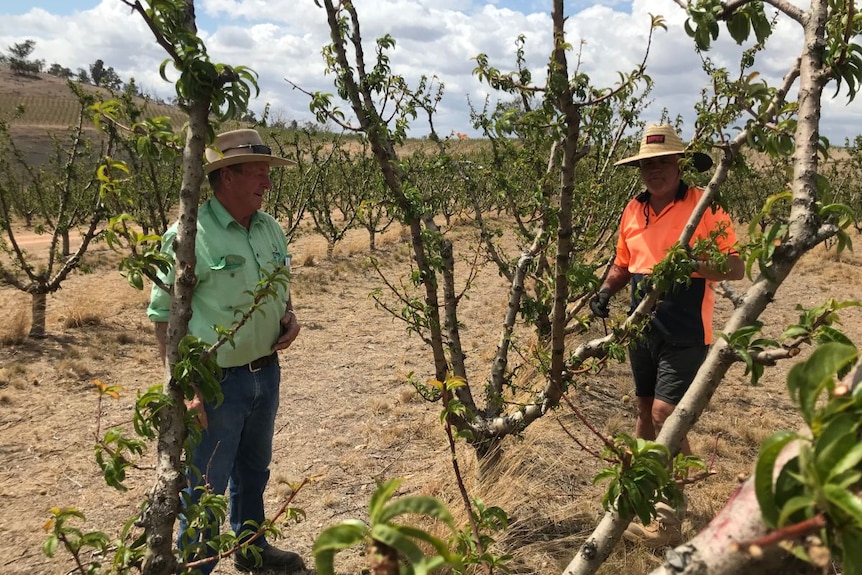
left=646, top=450, right=814, bottom=575
left=140, top=97, right=209, bottom=575
left=137, top=0, right=209, bottom=566
left=549, top=0, right=581, bottom=405
left=28, top=290, right=46, bottom=339
left=321, top=0, right=452, bottom=389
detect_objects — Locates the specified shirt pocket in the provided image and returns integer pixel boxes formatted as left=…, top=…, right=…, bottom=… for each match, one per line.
left=209, top=255, right=252, bottom=310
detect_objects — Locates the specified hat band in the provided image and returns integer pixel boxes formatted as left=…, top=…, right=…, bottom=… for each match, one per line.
left=222, top=144, right=272, bottom=155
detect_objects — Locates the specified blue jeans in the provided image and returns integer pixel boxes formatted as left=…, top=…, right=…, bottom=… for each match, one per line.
left=177, top=360, right=280, bottom=574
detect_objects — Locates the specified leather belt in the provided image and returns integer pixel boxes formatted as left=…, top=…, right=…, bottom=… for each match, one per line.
left=228, top=352, right=278, bottom=373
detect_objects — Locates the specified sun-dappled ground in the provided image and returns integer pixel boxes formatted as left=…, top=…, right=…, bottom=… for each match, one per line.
left=1, top=219, right=861, bottom=575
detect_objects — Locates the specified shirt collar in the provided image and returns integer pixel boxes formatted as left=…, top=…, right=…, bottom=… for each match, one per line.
left=635, top=180, right=689, bottom=204
left=207, top=196, right=260, bottom=230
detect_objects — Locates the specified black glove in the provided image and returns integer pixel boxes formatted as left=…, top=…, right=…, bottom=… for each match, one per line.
left=589, top=290, right=611, bottom=318
left=685, top=259, right=701, bottom=275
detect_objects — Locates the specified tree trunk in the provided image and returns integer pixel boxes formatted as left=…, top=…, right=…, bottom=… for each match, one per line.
left=368, top=541, right=399, bottom=575
left=648, top=355, right=862, bottom=575
left=28, top=291, right=46, bottom=339
left=647, top=471, right=820, bottom=575
left=140, top=98, right=210, bottom=575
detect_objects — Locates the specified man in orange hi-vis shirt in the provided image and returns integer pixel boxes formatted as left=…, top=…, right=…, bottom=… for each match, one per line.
left=589, top=124, right=744, bottom=547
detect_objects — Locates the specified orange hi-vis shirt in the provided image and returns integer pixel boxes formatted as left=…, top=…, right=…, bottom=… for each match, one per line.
left=614, top=182, right=738, bottom=345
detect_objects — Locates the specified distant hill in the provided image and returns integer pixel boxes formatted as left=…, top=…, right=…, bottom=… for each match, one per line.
left=0, top=64, right=187, bottom=165
left=0, top=64, right=488, bottom=167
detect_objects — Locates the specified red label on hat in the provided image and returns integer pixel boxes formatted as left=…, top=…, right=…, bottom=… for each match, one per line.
left=646, top=135, right=665, bottom=144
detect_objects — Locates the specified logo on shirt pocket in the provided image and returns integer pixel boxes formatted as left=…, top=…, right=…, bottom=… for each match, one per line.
left=211, top=254, right=246, bottom=274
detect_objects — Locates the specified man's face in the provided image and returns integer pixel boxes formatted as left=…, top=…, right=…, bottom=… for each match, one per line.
left=223, top=161, right=272, bottom=214
left=639, top=155, right=681, bottom=196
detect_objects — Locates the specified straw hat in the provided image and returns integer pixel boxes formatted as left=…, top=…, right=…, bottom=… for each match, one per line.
left=615, top=124, right=713, bottom=172
left=204, top=129, right=296, bottom=174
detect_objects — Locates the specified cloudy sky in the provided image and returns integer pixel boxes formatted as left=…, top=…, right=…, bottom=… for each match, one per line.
left=2, top=0, right=861, bottom=143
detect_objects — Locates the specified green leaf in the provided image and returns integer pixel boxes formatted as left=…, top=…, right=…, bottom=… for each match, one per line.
left=825, top=484, right=862, bottom=528
left=830, top=442, right=862, bottom=481
left=781, top=326, right=811, bottom=340
left=787, top=343, right=858, bottom=424
left=727, top=12, right=751, bottom=44
left=816, top=325, right=854, bottom=346
left=368, top=478, right=402, bottom=523
left=396, top=525, right=456, bottom=562
left=840, top=527, right=862, bottom=575
left=312, top=521, right=367, bottom=575
left=42, top=536, right=58, bottom=558
left=370, top=523, right=425, bottom=564
left=593, top=468, right=617, bottom=485
left=755, top=430, right=799, bottom=528
left=776, top=495, right=814, bottom=527
left=412, top=555, right=448, bottom=575
left=313, top=521, right=367, bottom=552
left=377, top=496, right=454, bottom=527
left=313, top=548, right=336, bottom=575
left=814, top=413, right=858, bottom=481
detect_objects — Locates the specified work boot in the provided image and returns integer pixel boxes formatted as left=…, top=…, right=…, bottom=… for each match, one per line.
left=623, top=517, right=683, bottom=548
left=623, top=501, right=685, bottom=548
left=234, top=545, right=306, bottom=573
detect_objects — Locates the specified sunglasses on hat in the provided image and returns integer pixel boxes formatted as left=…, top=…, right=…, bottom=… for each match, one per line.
left=222, top=144, right=273, bottom=155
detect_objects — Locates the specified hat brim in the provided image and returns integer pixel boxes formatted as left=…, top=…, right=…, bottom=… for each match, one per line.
left=614, top=150, right=713, bottom=172
left=204, top=154, right=296, bottom=174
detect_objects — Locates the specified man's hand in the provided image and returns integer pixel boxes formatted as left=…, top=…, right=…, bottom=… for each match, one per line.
left=684, top=259, right=700, bottom=275
left=186, top=391, right=208, bottom=429
left=272, top=310, right=301, bottom=352
left=589, top=290, right=612, bottom=318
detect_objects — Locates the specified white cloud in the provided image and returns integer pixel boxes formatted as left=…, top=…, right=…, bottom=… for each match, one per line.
left=0, top=0, right=860, bottom=142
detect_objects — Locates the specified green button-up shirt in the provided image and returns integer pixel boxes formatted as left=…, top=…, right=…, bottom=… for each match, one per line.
left=147, top=197, right=290, bottom=367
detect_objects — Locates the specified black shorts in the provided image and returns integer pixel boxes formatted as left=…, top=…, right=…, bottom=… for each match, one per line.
left=629, top=331, right=708, bottom=405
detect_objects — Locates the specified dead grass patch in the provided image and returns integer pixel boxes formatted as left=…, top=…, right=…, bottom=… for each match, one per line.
left=115, top=332, right=136, bottom=345
left=61, top=311, right=102, bottom=329
left=56, top=358, right=94, bottom=380
left=334, top=230, right=371, bottom=258
left=0, top=312, right=29, bottom=345
left=398, top=387, right=421, bottom=404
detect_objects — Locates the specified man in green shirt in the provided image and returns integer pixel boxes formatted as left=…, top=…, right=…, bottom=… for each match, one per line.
left=147, top=129, right=304, bottom=573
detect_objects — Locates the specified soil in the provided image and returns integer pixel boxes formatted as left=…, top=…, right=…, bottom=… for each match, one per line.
left=1, top=224, right=861, bottom=575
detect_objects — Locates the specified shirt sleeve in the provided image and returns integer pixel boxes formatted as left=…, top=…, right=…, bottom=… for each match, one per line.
left=146, top=229, right=177, bottom=323
left=613, top=205, right=633, bottom=268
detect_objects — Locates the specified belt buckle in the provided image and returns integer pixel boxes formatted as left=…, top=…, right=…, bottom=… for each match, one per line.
left=248, top=353, right=272, bottom=373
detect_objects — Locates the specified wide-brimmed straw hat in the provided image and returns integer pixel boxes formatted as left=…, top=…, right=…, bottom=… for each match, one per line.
left=614, top=124, right=713, bottom=172
left=204, top=129, right=296, bottom=174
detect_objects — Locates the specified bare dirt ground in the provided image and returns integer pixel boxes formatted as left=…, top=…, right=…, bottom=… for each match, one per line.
left=1, top=223, right=861, bottom=575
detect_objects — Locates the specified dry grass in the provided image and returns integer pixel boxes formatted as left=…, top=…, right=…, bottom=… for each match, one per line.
left=0, top=297, right=29, bottom=344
